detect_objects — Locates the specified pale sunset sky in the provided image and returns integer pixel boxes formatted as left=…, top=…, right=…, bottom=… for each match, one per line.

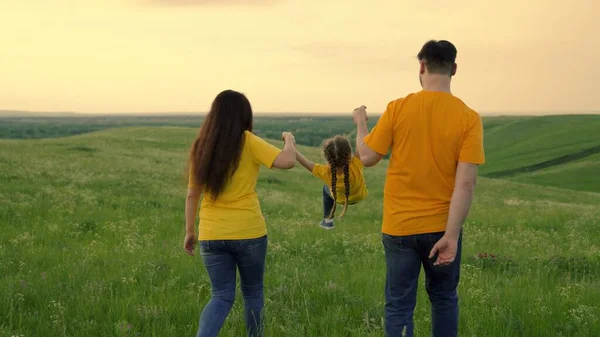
left=1, top=0, right=597, bottom=115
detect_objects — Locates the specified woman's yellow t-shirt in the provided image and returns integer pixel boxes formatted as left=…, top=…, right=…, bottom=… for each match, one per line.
left=311, top=156, right=368, bottom=204
left=188, top=131, right=282, bottom=240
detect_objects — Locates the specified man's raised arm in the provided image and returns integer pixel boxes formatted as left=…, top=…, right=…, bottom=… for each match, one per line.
left=353, top=105, right=386, bottom=167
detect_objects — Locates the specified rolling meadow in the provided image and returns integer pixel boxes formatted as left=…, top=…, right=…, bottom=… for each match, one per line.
left=1, top=114, right=599, bottom=336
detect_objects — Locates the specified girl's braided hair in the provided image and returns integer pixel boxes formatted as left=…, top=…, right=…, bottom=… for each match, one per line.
left=322, top=135, right=352, bottom=219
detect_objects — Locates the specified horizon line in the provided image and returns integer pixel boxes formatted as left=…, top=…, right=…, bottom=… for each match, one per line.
left=1, top=109, right=599, bottom=117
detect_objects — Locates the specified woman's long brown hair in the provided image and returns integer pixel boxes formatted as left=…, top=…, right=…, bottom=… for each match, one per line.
left=188, top=90, right=253, bottom=200
left=323, top=135, right=352, bottom=219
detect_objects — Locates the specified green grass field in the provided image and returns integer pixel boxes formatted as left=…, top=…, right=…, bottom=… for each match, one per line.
left=1, top=117, right=599, bottom=336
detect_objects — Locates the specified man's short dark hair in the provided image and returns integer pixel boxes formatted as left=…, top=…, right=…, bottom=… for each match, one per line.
left=417, top=40, right=457, bottom=76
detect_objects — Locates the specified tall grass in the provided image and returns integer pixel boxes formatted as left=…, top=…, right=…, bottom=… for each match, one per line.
left=1, top=127, right=599, bottom=336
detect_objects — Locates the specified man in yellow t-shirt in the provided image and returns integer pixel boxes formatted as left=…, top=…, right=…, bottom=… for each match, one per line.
left=353, top=40, right=485, bottom=337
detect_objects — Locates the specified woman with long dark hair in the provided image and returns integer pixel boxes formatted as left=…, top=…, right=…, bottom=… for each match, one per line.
left=183, top=90, right=296, bottom=337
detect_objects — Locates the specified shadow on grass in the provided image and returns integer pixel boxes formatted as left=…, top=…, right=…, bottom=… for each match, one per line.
left=69, top=145, right=99, bottom=153
left=463, top=253, right=600, bottom=280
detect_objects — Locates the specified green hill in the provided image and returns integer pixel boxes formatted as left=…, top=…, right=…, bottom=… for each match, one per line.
left=2, top=113, right=598, bottom=192
left=510, top=152, right=600, bottom=192
left=1, top=127, right=599, bottom=337
left=480, top=115, right=600, bottom=191
left=480, top=115, right=600, bottom=175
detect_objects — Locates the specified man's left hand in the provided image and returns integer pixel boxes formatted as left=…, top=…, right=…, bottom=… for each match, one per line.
left=429, top=235, right=458, bottom=266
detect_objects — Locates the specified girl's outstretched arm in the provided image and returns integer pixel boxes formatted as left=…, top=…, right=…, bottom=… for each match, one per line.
left=296, top=149, right=315, bottom=172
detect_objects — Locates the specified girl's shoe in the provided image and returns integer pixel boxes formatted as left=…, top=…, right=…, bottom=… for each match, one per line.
left=319, top=218, right=335, bottom=230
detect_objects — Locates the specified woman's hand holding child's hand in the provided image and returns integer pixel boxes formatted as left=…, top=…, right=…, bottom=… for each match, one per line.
left=281, top=132, right=296, bottom=145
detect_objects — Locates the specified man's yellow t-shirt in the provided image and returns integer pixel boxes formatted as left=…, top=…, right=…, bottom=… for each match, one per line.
left=312, top=156, right=368, bottom=204
left=365, top=90, right=485, bottom=236
left=188, top=131, right=281, bottom=240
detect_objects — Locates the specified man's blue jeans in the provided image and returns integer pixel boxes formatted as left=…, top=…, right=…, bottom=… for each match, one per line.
left=382, top=232, right=462, bottom=337
left=196, top=235, right=268, bottom=337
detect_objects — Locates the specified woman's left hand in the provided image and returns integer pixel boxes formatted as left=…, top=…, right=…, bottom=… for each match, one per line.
left=183, top=232, right=198, bottom=256
left=281, top=132, right=295, bottom=145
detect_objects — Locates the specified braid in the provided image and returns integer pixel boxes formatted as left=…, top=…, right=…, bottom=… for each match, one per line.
left=328, top=159, right=338, bottom=219
left=322, top=135, right=353, bottom=219
left=340, top=162, right=350, bottom=218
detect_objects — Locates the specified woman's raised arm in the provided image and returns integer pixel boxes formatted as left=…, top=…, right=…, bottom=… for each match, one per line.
left=272, top=132, right=296, bottom=169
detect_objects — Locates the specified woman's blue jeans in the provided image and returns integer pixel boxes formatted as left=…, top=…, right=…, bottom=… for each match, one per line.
left=196, top=235, right=268, bottom=337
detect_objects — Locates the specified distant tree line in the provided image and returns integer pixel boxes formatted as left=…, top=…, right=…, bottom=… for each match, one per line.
left=0, top=116, right=380, bottom=149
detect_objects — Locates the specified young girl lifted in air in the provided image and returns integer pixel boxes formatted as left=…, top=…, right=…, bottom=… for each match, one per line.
left=295, top=135, right=368, bottom=229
